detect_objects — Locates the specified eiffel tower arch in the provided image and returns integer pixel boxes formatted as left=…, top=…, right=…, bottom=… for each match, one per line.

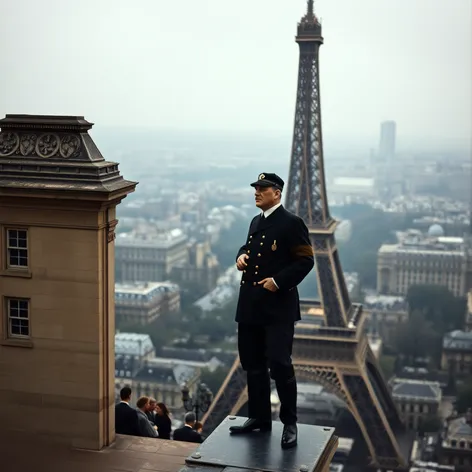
left=203, top=2, right=411, bottom=470
left=203, top=318, right=408, bottom=470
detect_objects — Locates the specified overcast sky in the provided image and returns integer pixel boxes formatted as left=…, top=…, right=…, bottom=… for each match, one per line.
left=1, top=0, right=471, bottom=144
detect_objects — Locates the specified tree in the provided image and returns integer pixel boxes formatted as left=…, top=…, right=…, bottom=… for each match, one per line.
left=335, top=205, right=406, bottom=289
left=117, top=310, right=186, bottom=354
left=456, top=380, right=472, bottom=413
left=174, top=279, right=209, bottom=306
left=419, top=415, right=443, bottom=435
left=179, top=296, right=238, bottom=344
left=213, top=217, right=250, bottom=268
left=379, top=354, right=396, bottom=380
left=392, top=311, right=440, bottom=365
left=406, top=285, right=466, bottom=333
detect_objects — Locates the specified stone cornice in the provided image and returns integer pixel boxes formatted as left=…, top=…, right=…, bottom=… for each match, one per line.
left=0, top=114, right=137, bottom=197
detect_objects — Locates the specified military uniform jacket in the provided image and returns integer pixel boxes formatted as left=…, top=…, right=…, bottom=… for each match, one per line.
left=235, top=205, right=314, bottom=325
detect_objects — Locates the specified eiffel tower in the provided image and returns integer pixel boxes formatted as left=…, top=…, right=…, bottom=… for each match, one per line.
left=202, top=2, right=410, bottom=470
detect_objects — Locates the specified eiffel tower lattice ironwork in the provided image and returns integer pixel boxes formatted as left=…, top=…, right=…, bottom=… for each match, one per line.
left=202, top=2, right=410, bottom=470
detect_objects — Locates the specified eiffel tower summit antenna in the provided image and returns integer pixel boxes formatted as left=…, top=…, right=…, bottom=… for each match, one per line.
left=307, top=0, right=314, bottom=18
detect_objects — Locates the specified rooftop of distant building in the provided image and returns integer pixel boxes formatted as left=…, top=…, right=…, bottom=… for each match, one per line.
left=390, top=378, right=442, bottom=402
left=379, top=229, right=465, bottom=256
left=364, top=294, right=406, bottom=310
left=160, top=346, right=236, bottom=366
left=446, top=412, right=472, bottom=440
left=442, top=330, right=472, bottom=351
left=443, top=411, right=472, bottom=450
left=116, top=227, right=187, bottom=248
left=115, top=281, right=179, bottom=299
left=115, top=332, right=155, bottom=357
left=133, top=363, right=197, bottom=386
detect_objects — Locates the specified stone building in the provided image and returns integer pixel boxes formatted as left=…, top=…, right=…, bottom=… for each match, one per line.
left=114, top=332, right=200, bottom=410
left=115, top=332, right=156, bottom=378
left=171, top=239, right=220, bottom=294
left=377, top=228, right=470, bottom=296
left=440, top=410, right=472, bottom=471
left=131, top=363, right=199, bottom=410
left=115, top=281, right=180, bottom=326
left=363, top=294, right=408, bottom=344
left=441, top=330, right=472, bottom=378
left=115, top=227, right=188, bottom=283
left=389, top=378, right=442, bottom=431
left=0, top=114, right=136, bottom=450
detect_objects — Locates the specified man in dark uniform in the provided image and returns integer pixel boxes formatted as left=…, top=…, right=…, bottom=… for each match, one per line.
left=229, top=172, right=314, bottom=449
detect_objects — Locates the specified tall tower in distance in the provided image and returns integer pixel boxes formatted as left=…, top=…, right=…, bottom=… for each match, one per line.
left=378, top=120, right=397, bottom=162
left=284, top=3, right=409, bottom=469
left=285, top=1, right=351, bottom=328
left=204, top=3, right=412, bottom=470
left=376, top=120, right=398, bottom=198
left=203, top=0, right=412, bottom=471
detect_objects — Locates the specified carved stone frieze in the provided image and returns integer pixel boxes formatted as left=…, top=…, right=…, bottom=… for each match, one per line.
left=0, top=132, right=81, bottom=159
left=0, top=132, right=20, bottom=156
left=19, top=134, right=37, bottom=156
left=60, top=135, right=81, bottom=158
left=36, top=133, right=60, bottom=158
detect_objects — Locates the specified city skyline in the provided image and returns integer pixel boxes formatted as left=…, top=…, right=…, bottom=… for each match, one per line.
left=0, top=0, right=470, bottom=146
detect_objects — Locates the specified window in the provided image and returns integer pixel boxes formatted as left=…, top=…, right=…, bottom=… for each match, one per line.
left=6, top=229, right=28, bottom=268
left=7, top=298, right=30, bottom=338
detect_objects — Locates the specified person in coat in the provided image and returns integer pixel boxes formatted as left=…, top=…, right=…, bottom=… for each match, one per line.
left=115, top=386, right=139, bottom=436
left=229, top=172, right=314, bottom=450
left=154, top=402, right=172, bottom=440
left=173, top=412, right=203, bottom=444
left=136, top=396, right=158, bottom=438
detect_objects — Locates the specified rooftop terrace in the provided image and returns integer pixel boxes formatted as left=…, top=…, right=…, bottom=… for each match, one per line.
left=1, top=417, right=338, bottom=472
left=0, top=431, right=196, bottom=472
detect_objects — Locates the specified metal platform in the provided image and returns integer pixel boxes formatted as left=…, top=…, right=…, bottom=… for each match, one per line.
left=185, top=416, right=338, bottom=472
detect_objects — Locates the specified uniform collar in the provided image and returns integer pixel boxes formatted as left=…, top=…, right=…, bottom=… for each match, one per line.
left=262, top=202, right=282, bottom=218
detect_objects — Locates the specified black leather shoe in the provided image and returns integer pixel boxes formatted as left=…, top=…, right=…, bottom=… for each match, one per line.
left=229, top=418, right=272, bottom=434
left=281, top=423, right=297, bottom=449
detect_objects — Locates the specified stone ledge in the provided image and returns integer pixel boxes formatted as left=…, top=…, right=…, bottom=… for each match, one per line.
left=0, top=269, right=33, bottom=278
left=0, top=431, right=197, bottom=472
left=0, top=338, right=34, bottom=348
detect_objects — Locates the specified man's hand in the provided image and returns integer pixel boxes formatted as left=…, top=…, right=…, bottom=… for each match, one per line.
left=258, top=278, right=278, bottom=292
left=236, top=254, right=249, bottom=270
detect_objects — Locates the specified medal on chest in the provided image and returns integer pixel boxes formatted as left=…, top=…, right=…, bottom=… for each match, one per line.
left=271, top=240, right=277, bottom=251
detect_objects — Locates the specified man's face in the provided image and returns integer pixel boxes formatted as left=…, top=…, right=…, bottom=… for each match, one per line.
left=254, top=185, right=280, bottom=211
left=148, top=401, right=156, bottom=412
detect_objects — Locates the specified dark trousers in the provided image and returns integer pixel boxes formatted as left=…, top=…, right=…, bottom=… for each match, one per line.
left=238, top=322, right=297, bottom=425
